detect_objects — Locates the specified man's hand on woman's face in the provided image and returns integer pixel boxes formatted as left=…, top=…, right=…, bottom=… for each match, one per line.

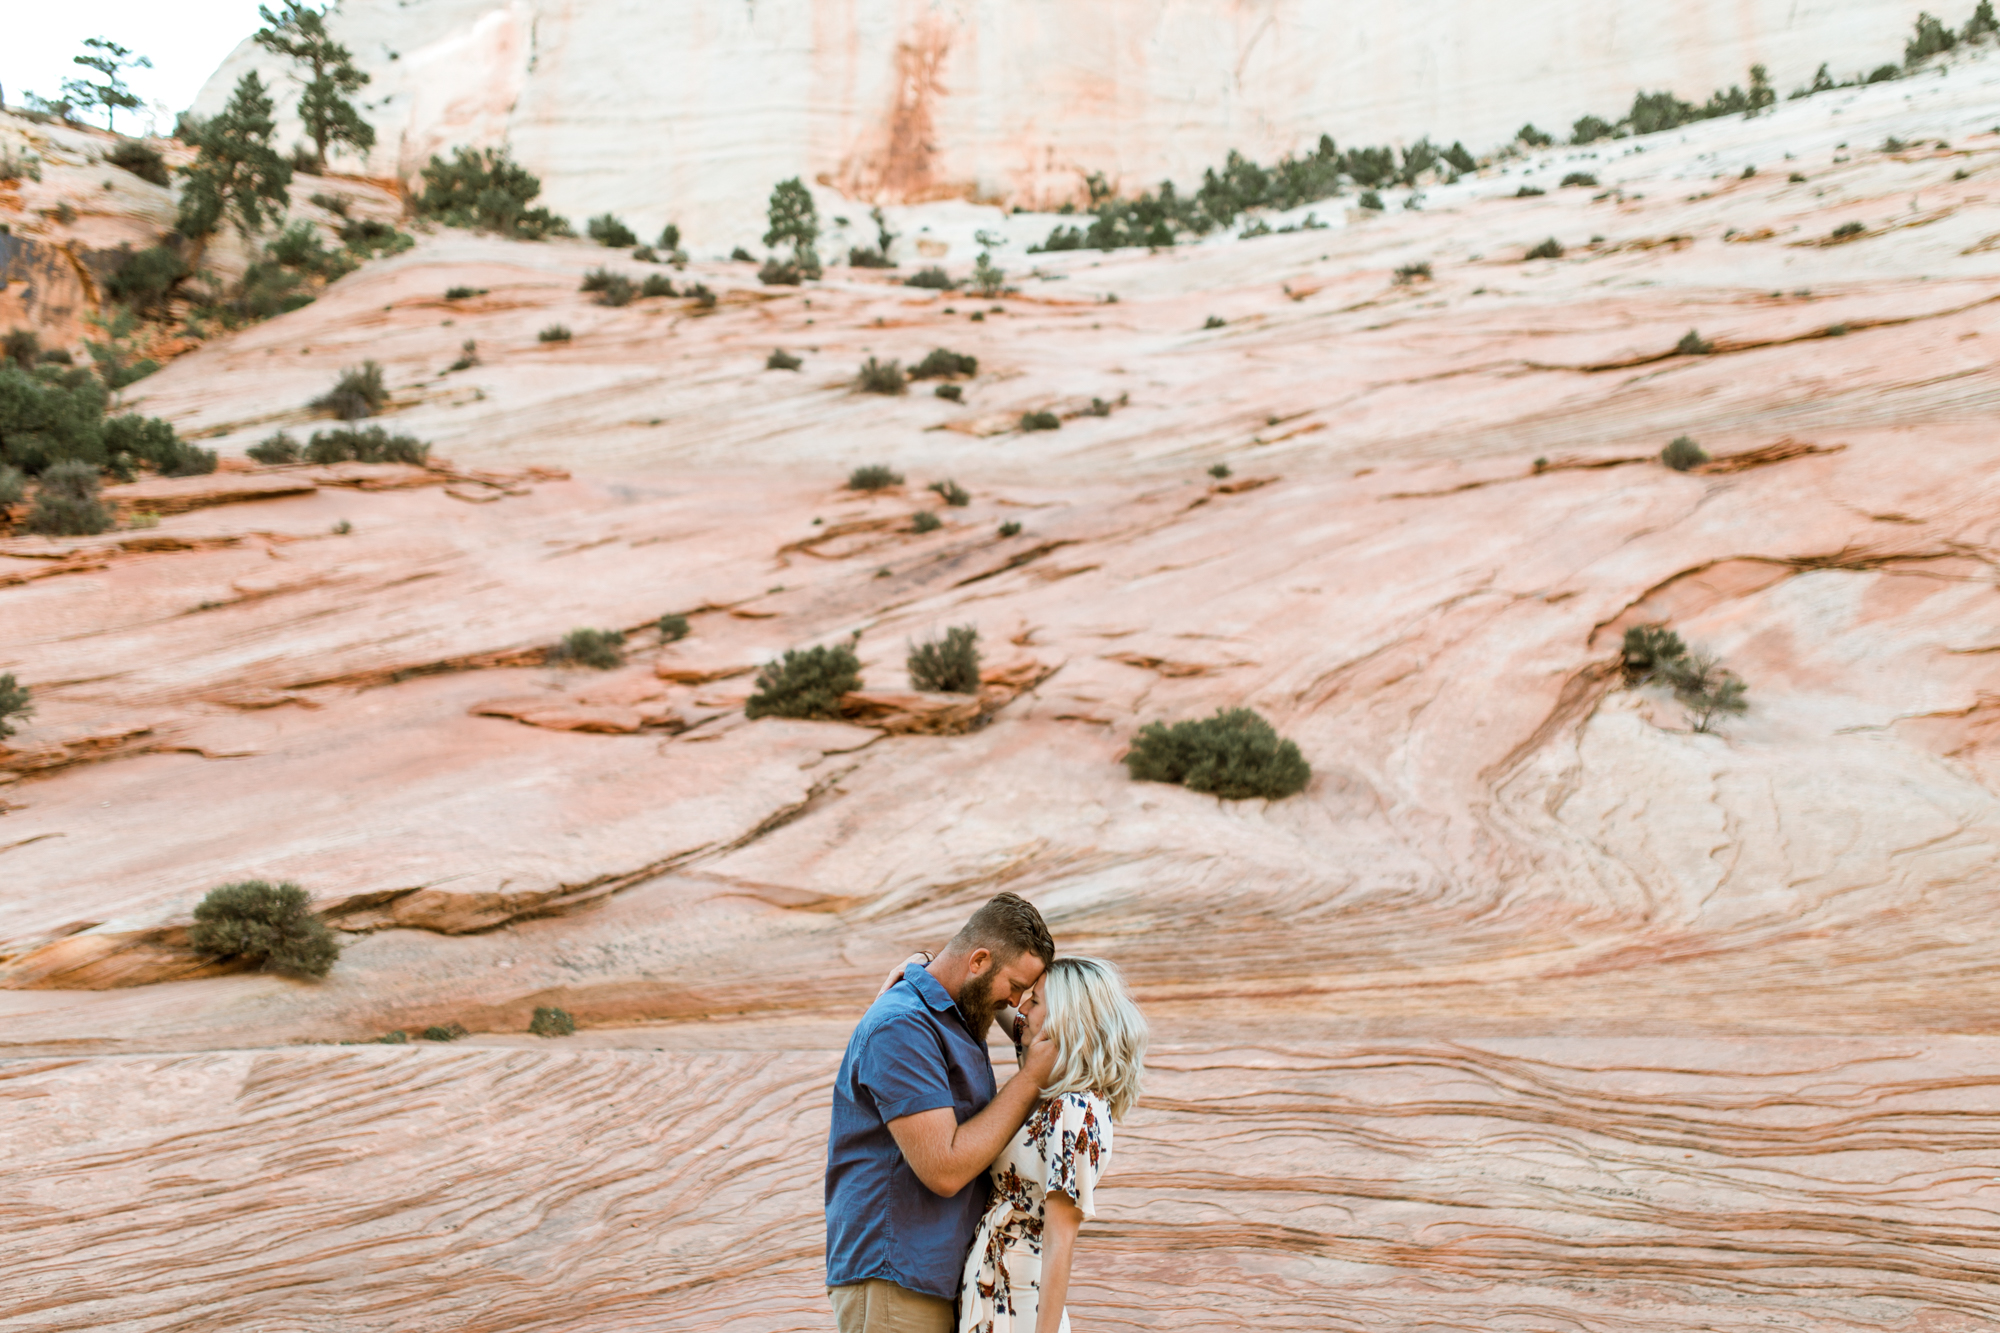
left=1020, top=983, right=1057, bottom=1087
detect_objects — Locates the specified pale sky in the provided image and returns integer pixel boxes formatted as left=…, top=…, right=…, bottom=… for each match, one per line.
left=4, top=0, right=267, bottom=133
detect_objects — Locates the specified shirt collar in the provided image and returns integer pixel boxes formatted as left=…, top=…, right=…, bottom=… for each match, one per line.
left=904, top=962, right=962, bottom=1017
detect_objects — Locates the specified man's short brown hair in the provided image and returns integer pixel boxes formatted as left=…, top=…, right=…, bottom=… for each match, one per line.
left=950, top=892, right=1054, bottom=968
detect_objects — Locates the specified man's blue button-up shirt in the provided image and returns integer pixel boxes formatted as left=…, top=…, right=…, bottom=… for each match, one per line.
left=825, top=962, right=998, bottom=1300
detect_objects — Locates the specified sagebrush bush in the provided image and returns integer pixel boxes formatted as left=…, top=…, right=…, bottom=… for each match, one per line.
left=1516, top=185, right=1547, bottom=198
left=857, top=358, right=906, bottom=394
left=551, top=628, right=624, bottom=669
left=587, top=213, right=638, bottom=248
left=849, top=246, right=894, bottom=268
left=848, top=464, right=903, bottom=490
left=0, top=463, right=23, bottom=507
left=1675, top=329, right=1714, bottom=356
left=187, top=880, right=340, bottom=979
left=1124, top=708, right=1310, bottom=800
left=413, top=147, right=570, bottom=239
left=640, top=273, right=675, bottom=298
left=421, top=1023, right=468, bottom=1042
left=928, top=479, right=970, bottom=507
left=1619, top=624, right=1747, bottom=732
left=448, top=339, right=478, bottom=372
left=593, top=274, right=636, bottom=307
left=909, top=348, right=977, bottom=380
left=529, top=1006, right=575, bottom=1037
left=686, top=283, right=717, bottom=309
left=1393, top=261, right=1432, bottom=284
left=767, top=348, right=803, bottom=371
left=1831, top=220, right=1866, bottom=239
left=305, top=426, right=429, bottom=465
left=248, top=432, right=300, bottom=464
left=0, top=672, right=33, bottom=740
left=579, top=267, right=619, bottom=293
left=1661, top=435, right=1708, bottom=471
left=1020, top=410, right=1060, bottom=432
left=759, top=258, right=804, bottom=286
left=310, top=361, right=388, bottom=420
left=745, top=642, right=863, bottom=720
left=730, top=246, right=756, bottom=262
left=1620, top=624, right=1688, bottom=681
left=104, top=244, right=188, bottom=317
left=905, top=267, right=956, bottom=290
left=911, top=510, right=942, bottom=533
left=3, top=328, right=42, bottom=369
left=539, top=324, right=572, bottom=343
left=1525, top=237, right=1564, bottom=260
left=998, top=520, right=1021, bottom=538
left=105, top=139, right=170, bottom=186
left=1561, top=171, right=1599, bottom=188
left=935, top=383, right=963, bottom=402
left=1203, top=315, right=1226, bottom=329
left=1357, top=190, right=1384, bottom=211
left=1209, top=463, right=1231, bottom=479
left=908, top=625, right=980, bottom=693
left=658, top=613, right=690, bottom=641
left=25, top=459, right=110, bottom=536
left=444, top=285, right=486, bottom=300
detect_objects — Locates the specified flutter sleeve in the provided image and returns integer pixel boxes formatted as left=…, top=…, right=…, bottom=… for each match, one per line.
left=1007, top=1008, right=1028, bottom=1064
left=1043, top=1092, right=1112, bottom=1219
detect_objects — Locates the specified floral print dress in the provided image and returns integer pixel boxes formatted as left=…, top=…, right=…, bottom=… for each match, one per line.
left=957, top=1019, right=1112, bottom=1333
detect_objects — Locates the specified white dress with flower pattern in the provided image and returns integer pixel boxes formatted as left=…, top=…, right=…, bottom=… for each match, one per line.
left=957, top=1020, right=1113, bottom=1333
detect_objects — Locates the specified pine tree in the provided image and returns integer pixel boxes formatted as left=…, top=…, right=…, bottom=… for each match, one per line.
left=1746, top=64, right=1775, bottom=115
left=62, top=37, right=150, bottom=133
left=254, top=1, right=375, bottom=172
left=176, top=72, right=293, bottom=241
left=764, top=177, right=820, bottom=269
left=1968, top=0, right=1999, bottom=40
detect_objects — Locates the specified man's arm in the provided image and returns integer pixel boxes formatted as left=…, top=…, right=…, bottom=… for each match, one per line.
left=887, top=1033, right=1055, bottom=1196
left=1033, top=1192, right=1083, bottom=1333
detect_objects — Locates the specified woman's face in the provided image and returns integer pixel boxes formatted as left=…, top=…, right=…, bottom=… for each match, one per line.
left=1020, top=980, right=1049, bottom=1040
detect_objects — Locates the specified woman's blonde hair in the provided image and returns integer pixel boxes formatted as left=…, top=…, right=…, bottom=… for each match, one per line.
left=1039, top=955, right=1148, bottom=1120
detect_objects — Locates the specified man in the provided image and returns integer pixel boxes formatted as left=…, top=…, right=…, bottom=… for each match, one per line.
left=826, top=892, right=1058, bottom=1332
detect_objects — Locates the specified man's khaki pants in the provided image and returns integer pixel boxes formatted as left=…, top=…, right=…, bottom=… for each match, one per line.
left=829, top=1279, right=953, bottom=1333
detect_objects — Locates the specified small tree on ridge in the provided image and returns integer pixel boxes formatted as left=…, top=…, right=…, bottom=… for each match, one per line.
left=254, top=1, right=375, bottom=172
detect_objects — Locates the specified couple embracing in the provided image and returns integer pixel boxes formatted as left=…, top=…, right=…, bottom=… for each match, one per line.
left=825, top=893, right=1147, bottom=1333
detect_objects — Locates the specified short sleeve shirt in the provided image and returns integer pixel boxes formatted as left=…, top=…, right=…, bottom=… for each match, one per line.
left=825, top=963, right=999, bottom=1299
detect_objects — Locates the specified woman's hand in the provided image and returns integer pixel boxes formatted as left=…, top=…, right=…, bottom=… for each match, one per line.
left=874, top=951, right=933, bottom=999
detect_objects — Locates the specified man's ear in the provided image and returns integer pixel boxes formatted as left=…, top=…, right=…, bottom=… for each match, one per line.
left=966, top=946, right=993, bottom=976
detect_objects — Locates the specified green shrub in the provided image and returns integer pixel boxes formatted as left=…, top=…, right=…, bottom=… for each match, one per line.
left=746, top=642, right=863, bottom=719
left=104, top=139, right=170, bottom=186
left=0, top=362, right=115, bottom=476
left=998, top=520, right=1021, bottom=538
left=25, top=460, right=110, bottom=535
left=539, top=324, right=572, bottom=343
left=1515, top=185, right=1546, bottom=197
left=1124, top=708, right=1310, bottom=800
left=311, top=361, right=388, bottom=419
left=0, top=673, right=33, bottom=739
left=759, top=257, right=805, bottom=286
left=587, top=213, right=638, bottom=248
left=1203, top=315, right=1226, bottom=329
left=848, top=464, right=903, bottom=490
left=1561, top=171, right=1599, bottom=188
left=659, top=224, right=682, bottom=251
left=1209, top=463, right=1231, bottom=479
left=593, top=274, right=636, bottom=307
left=928, top=479, right=970, bottom=507
left=0, top=463, right=22, bottom=507
left=935, top=383, right=963, bottom=402
left=658, top=613, right=690, bottom=641
left=529, top=1006, right=575, bottom=1037
left=1620, top=624, right=1687, bottom=681
left=1357, top=190, right=1383, bottom=211
left=1907, top=10, right=1959, bottom=65
left=1831, top=220, right=1866, bottom=239
left=971, top=252, right=1006, bottom=297
left=632, top=246, right=658, bottom=263
left=447, top=339, right=478, bottom=372
left=420, top=1023, right=468, bottom=1041
left=1525, top=237, right=1564, bottom=260
left=905, top=266, right=957, bottom=290
left=187, top=880, right=340, bottom=978
left=1675, top=329, right=1714, bottom=355
left=413, top=146, right=570, bottom=239
left=444, top=285, right=485, bottom=300
left=1020, top=410, right=1060, bottom=432
left=3, top=329, right=41, bottom=369
left=374, top=1030, right=409, bottom=1044
left=909, top=348, right=977, bottom=380
left=640, top=273, right=676, bottom=298
left=103, top=413, right=215, bottom=476
left=908, top=625, right=979, bottom=693
left=103, top=244, right=188, bottom=316
left=551, top=628, right=625, bottom=670
left=911, top=510, right=942, bottom=533
left=248, top=431, right=301, bottom=464
left=1867, top=64, right=1902, bottom=83
left=1393, top=261, right=1432, bottom=284
left=1571, top=116, right=1616, bottom=145
left=1661, top=435, right=1708, bottom=471
left=685, top=284, right=716, bottom=309
left=304, top=425, right=429, bottom=466
left=849, top=246, right=894, bottom=268
left=1517, top=123, right=1554, bottom=147
left=857, top=358, right=906, bottom=394
left=767, top=348, right=803, bottom=371
left=730, top=246, right=756, bottom=262
left=338, top=218, right=414, bottom=257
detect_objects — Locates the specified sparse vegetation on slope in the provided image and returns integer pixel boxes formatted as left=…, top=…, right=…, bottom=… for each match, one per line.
left=0, top=673, right=34, bottom=739
left=908, top=626, right=980, bottom=693
left=551, top=629, right=625, bottom=670
left=1661, top=435, right=1708, bottom=471
left=848, top=464, right=903, bottom=491
left=1125, top=708, right=1310, bottom=800
left=413, top=147, right=571, bottom=239
left=587, top=213, right=638, bottom=248
left=24, top=459, right=111, bottom=536
left=856, top=358, right=906, bottom=395
left=310, top=361, right=388, bottom=419
left=909, top=348, right=977, bottom=380
left=188, top=880, right=340, bottom=979
left=303, top=425, right=429, bottom=465
left=745, top=643, right=863, bottom=720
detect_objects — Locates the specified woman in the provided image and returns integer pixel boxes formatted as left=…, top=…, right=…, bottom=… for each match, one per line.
left=958, top=956, right=1147, bottom=1333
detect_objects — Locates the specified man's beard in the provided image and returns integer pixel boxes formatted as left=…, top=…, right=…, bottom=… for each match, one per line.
left=956, top=970, right=998, bottom=1037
